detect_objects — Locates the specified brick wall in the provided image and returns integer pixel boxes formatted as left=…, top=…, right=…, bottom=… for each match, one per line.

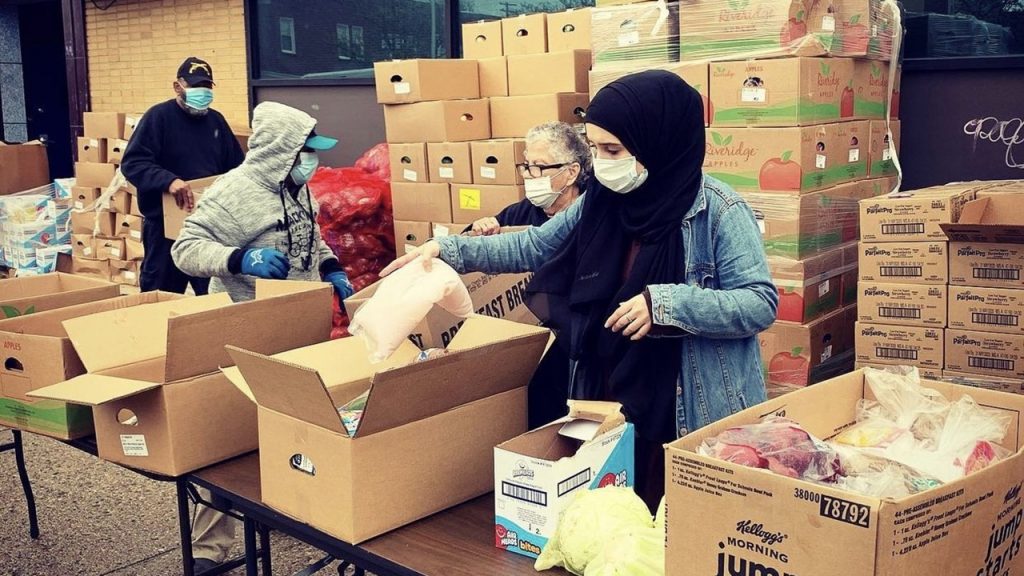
left=85, top=0, right=249, bottom=127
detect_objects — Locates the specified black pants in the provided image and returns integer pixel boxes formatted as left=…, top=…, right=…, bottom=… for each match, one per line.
left=140, top=218, right=210, bottom=295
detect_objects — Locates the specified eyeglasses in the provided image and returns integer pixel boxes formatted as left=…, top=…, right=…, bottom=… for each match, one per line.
left=516, top=162, right=568, bottom=179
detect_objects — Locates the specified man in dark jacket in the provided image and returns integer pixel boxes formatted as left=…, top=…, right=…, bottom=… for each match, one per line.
left=122, top=56, right=244, bottom=294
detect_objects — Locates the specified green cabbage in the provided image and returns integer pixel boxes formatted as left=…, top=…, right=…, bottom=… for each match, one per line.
left=584, top=526, right=665, bottom=576
left=535, top=487, right=653, bottom=575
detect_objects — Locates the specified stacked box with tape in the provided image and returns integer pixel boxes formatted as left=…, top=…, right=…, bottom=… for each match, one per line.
left=852, top=181, right=1002, bottom=382
left=73, top=111, right=145, bottom=286
left=936, top=182, right=1024, bottom=394
left=0, top=184, right=73, bottom=276
left=380, top=12, right=591, bottom=250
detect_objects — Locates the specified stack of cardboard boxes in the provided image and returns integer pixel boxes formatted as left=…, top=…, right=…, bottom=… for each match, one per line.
left=854, top=180, right=1024, bottom=395
left=71, top=111, right=146, bottom=286
left=378, top=13, right=590, bottom=250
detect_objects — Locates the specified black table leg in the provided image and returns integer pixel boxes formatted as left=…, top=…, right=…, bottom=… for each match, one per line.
left=244, top=516, right=258, bottom=576
left=12, top=431, right=40, bottom=539
left=177, top=478, right=195, bottom=576
left=259, top=524, right=272, bottom=576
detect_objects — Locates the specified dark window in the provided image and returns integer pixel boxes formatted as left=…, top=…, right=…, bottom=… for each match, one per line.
left=903, top=0, right=1022, bottom=57
left=459, top=0, right=593, bottom=24
left=253, top=0, right=448, bottom=81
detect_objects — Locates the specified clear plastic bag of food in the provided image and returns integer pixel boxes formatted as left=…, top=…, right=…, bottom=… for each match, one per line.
left=861, top=366, right=950, bottom=443
left=699, top=416, right=844, bottom=483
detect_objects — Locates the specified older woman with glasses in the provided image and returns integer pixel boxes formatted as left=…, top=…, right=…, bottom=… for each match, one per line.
left=466, top=121, right=592, bottom=236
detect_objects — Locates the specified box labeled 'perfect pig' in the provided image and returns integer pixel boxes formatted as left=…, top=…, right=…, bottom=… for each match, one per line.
left=494, top=401, right=635, bottom=559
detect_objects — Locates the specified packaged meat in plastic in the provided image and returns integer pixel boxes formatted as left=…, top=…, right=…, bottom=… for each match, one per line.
left=699, top=416, right=844, bottom=483
left=349, top=257, right=473, bottom=362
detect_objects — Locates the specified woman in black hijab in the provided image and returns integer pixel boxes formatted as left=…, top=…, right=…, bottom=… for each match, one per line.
left=382, top=71, right=778, bottom=509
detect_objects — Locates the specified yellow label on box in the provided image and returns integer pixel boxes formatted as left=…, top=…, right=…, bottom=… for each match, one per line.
left=459, top=188, right=481, bottom=210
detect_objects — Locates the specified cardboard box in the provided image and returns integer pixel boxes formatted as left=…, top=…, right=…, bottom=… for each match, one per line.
left=502, top=13, right=547, bottom=56
left=162, top=175, right=220, bottom=240
left=703, top=122, right=869, bottom=194
left=490, top=94, right=588, bottom=139
left=948, top=286, right=1024, bottom=335
left=109, top=188, right=132, bottom=214
left=394, top=220, right=432, bottom=249
left=72, top=234, right=93, bottom=258
left=107, top=139, right=129, bottom=165
left=710, top=58, right=855, bottom=127
left=71, top=211, right=117, bottom=237
left=0, top=292, right=187, bottom=439
left=857, top=281, right=947, bottom=327
left=479, top=56, right=510, bottom=98
left=391, top=182, right=453, bottom=223
left=946, top=329, right=1024, bottom=379
left=125, top=238, right=145, bottom=261
left=0, top=142, right=49, bottom=196
left=858, top=241, right=948, bottom=285
left=770, top=246, right=845, bottom=323
left=0, top=272, right=119, bottom=319
left=942, top=194, right=1024, bottom=288
left=942, top=193, right=1024, bottom=246
left=834, top=0, right=898, bottom=60
left=384, top=99, right=491, bottom=143
left=868, top=120, right=901, bottom=177
left=590, top=63, right=710, bottom=126
left=450, top=184, right=525, bottom=224
left=426, top=142, right=474, bottom=184
left=346, top=270, right=540, bottom=350
left=666, top=370, right=1024, bottom=576
left=494, top=401, right=635, bottom=559
left=70, top=257, right=111, bottom=281
left=74, top=162, right=116, bottom=189
left=123, top=113, right=143, bottom=140
left=83, top=112, right=125, bottom=140
left=471, top=139, right=526, bottom=185
left=29, top=284, right=333, bottom=476
left=130, top=192, right=142, bottom=217
left=223, top=315, right=549, bottom=543
left=373, top=59, right=480, bottom=104
left=430, top=222, right=472, bottom=238
left=77, top=137, right=107, bottom=164
left=759, top=305, right=854, bottom=387
left=92, top=237, right=125, bottom=261
left=855, top=361, right=942, bottom=380
left=678, top=0, right=829, bottom=63
left=109, top=259, right=140, bottom=286
left=841, top=241, right=861, bottom=305
left=940, top=370, right=1024, bottom=396
left=950, top=242, right=1024, bottom=289
left=748, top=180, right=870, bottom=259
left=116, top=214, right=144, bottom=242
left=856, top=322, right=944, bottom=370
left=462, top=20, right=503, bottom=59
left=72, top=186, right=102, bottom=211
left=546, top=9, right=593, bottom=52
left=860, top=183, right=977, bottom=243
left=853, top=60, right=889, bottom=120
left=507, top=50, right=591, bottom=97
left=592, top=2, right=679, bottom=69
left=388, top=143, right=428, bottom=184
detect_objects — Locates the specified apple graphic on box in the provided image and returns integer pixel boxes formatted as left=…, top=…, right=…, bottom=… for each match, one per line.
left=777, top=288, right=806, bottom=322
left=891, top=90, right=900, bottom=117
left=768, top=348, right=809, bottom=387
left=780, top=11, right=808, bottom=46
left=842, top=15, right=869, bottom=53
left=759, top=151, right=802, bottom=191
left=841, top=81, right=855, bottom=118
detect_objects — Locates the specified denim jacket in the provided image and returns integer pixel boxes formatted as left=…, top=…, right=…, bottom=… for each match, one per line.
left=437, top=176, right=778, bottom=438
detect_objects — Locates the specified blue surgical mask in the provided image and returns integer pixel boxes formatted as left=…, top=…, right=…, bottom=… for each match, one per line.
left=184, top=87, right=214, bottom=111
left=290, top=152, right=319, bottom=186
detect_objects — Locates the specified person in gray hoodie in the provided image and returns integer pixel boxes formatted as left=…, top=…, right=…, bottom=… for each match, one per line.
left=172, top=101, right=353, bottom=303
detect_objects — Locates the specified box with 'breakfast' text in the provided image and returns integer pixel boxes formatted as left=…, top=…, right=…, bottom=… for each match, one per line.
left=494, top=401, right=635, bottom=559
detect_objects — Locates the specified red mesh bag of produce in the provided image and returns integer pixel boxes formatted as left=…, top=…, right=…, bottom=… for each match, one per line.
left=354, top=143, right=391, bottom=181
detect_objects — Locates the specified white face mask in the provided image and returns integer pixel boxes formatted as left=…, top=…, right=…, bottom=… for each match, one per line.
left=524, top=167, right=569, bottom=210
left=593, top=155, right=648, bottom=194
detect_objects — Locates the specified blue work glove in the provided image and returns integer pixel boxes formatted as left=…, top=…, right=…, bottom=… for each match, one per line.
left=241, top=248, right=290, bottom=279
left=325, top=271, right=354, bottom=301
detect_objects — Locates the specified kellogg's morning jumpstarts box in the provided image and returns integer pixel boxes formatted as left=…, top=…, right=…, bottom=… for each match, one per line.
left=494, top=401, right=635, bottom=558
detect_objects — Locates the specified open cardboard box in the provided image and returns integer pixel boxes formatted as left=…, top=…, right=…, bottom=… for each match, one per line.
left=0, top=292, right=186, bottom=439
left=666, top=369, right=1024, bottom=576
left=223, top=315, right=550, bottom=543
left=28, top=282, right=332, bottom=476
left=494, top=400, right=635, bottom=559
left=0, top=273, right=120, bottom=319
left=940, top=193, right=1024, bottom=289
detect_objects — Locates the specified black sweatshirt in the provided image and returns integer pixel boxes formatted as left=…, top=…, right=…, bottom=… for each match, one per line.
left=121, top=99, right=245, bottom=221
